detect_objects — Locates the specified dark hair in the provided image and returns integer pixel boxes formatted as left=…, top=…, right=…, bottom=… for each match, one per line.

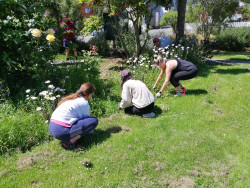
left=62, top=14, right=69, bottom=18
left=57, top=82, right=96, bottom=107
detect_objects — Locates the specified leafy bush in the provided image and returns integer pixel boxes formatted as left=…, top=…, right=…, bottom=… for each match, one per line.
left=160, top=8, right=177, bottom=33
left=81, top=15, right=104, bottom=36
left=214, top=27, right=250, bottom=51
left=88, top=33, right=111, bottom=56
left=0, top=1, right=60, bottom=96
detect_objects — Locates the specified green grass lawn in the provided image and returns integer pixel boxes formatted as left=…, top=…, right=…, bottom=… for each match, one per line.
left=212, top=52, right=250, bottom=61
left=0, top=61, right=249, bottom=187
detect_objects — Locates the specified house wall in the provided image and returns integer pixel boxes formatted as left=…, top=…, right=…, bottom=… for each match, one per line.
left=80, top=4, right=96, bottom=18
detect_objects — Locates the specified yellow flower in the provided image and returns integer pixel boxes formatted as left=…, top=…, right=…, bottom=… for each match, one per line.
left=46, top=34, right=55, bottom=43
left=31, top=29, right=42, bottom=37
left=47, top=28, right=55, bottom=35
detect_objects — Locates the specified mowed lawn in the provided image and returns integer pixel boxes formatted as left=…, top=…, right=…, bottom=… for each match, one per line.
left=0, top=62, right=249, bottom=187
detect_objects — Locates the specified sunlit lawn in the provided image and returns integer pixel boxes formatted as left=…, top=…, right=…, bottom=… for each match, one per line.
left=0, top=61, right=249, bottom=187
left=212, top=51, right=250, bottom=61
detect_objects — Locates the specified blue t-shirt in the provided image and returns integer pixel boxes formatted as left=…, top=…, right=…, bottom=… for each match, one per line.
left=158, top=36, right=172, bottom=48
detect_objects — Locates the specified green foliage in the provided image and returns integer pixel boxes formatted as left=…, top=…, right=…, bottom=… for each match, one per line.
left=238, top=5, right=250, bottom=20
left=160, top=8, right=177, bottom=33
left=0, top=102, right=52, bottom=155
left=214, top=27, right=250, bottom=51
left=81, top=15, right=104, bottom=36
left=188, top=0, right=239, bottom=41
left=0, top=0, right=60, bottom=96
left=186, top=6, right=202, bottom=23
left=58, top=0, right=84, bottom=32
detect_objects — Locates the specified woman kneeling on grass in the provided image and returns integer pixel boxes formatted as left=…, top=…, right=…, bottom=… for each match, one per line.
left=49, top=82, right=98, bottom=150
left=118, top=69, right=156, bottom=118
left=153, top=55, right=198, bottom=97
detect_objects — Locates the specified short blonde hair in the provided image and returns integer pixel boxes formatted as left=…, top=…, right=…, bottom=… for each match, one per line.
left=153, top=55, right=164, bottom=65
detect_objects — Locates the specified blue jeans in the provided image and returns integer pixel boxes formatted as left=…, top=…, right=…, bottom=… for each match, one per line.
left=49, top=117, right=98, bottom=141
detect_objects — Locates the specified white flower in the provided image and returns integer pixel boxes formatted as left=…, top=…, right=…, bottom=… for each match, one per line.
left=39, top=90, right=48, bottom=96
left=31, top=96, right=38, bottom=100
left=26, top=89, right=31, bottom=93
left=54, top=87, right=61, bottom=92
left=48, top=85, right=55, bottom=89
left=44, top=95, right=50, bottom=100
left=60, top=89, right=65, bottom=92
left=45, top=80, right=50, bottom=84
left=36, top=107, right=42, bottom=111
left=56, top=95, right=61, bottom=98
left=26, top=95, right=29, bottom=97
left=45, top=120, right=49, bottom=123
left=50, top=97, right=56, bottom=101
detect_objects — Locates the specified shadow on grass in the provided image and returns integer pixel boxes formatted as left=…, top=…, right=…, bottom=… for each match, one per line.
left=154, top=105, right=163, bottom=116
left=170, top=89, right=208, bottom=95
left=197, top=62, right=219, bottom=77
left=108, top=65, right=129, bottom=72
left=76, top=126, right=123, bottom=150
left=216, top=68, right=250, bottom=75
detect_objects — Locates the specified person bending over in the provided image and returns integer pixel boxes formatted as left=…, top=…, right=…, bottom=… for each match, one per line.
left=119, top=69, right=156, bottom=118
left=153, top=36, right=172, bottom=50
left=153, top=56, right=198, bottom=97
left=49, top=82, right=98, bottom=149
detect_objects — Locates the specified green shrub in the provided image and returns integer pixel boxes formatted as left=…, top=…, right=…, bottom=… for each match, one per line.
left=88, top=33, right=111, bottom=56
left=214, top=27, right=250, bottom=51
left=0, top=102, right=52, bottom=155
left=0, top=2, right=60, bottom=96
left=160, top=8, right=177, bottom=34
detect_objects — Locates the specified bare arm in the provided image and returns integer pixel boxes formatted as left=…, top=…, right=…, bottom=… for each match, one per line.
left=159, top=66, right=172, bottom=93
left=154, top=69, right=164, bottom=87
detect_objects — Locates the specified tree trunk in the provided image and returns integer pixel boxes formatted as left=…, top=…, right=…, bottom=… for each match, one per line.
left=133, top=18, right=141, bottom=59
left=176, top=0, right=187, bottom=42
left=113, top=15, right=130, bottom=58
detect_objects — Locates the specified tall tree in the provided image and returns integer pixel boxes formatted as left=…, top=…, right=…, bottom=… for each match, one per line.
left=176, top=0, right=187, bottom=42
left=84, top=0, right=171, bottom=58
left=188, top=0, right=239, bottom=42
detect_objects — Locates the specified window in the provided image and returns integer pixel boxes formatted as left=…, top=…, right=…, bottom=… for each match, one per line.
left=85, top=8, right=91, bottom=14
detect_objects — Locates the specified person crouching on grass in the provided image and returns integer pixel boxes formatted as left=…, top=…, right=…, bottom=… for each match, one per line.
left=153, top=55, right=198, bottom=97
left=49, top=82, right=98, bottom=150
left=118, top=69, right=156, bottom=118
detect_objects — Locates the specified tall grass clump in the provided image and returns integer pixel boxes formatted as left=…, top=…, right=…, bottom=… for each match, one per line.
left=0, top=102, right=52, bottom=155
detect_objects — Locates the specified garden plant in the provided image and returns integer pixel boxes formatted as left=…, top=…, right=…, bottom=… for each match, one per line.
left=0, top=0, right=249, bottom=187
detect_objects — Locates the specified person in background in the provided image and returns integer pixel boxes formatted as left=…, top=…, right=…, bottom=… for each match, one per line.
left=119, top=69, right=156, bottom=118
left=60, top=14, right=78, bottom=61
left=49, top=82, right=98, bottom=149
left=153, top=55, right=198, bottom=97
left=153, top=36, right=172, bottom=50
